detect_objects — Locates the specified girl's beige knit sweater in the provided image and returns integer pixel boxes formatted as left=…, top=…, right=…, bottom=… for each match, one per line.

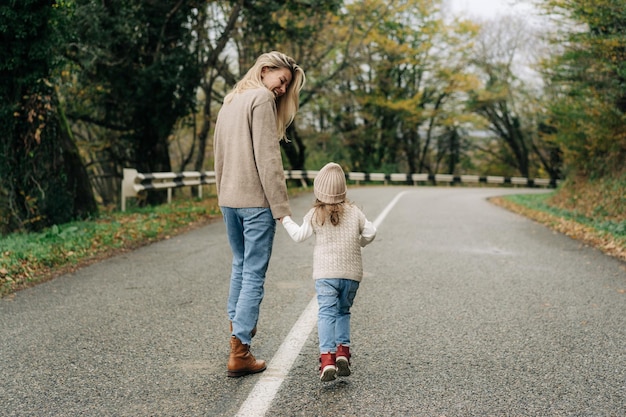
left=282, top=204, right=377, bottom=282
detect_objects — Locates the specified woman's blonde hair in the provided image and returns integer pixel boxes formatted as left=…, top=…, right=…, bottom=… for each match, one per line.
left=224, top=51, right=306, bottom=140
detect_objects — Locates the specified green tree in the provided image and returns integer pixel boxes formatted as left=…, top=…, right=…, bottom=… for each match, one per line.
left=319, top=0, right=478, bottom=175
left=189, top=1, right=243, bottom=174
left=0, top=0, right=97, bottom=234
left=541, top=0, right=626, bottom=177
left=62, top=0, right=204, bottom=204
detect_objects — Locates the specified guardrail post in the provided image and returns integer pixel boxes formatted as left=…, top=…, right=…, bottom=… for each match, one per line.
left=121, top=168, right=139, bottom=212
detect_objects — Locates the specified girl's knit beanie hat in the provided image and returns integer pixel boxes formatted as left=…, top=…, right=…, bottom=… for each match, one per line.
left=314, top=162, right=346, bottom=204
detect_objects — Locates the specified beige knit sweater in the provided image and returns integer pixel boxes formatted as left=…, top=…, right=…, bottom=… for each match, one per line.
left=282, top=204, right=377, bottom=281
left=213, top=88, right=291, bottom=219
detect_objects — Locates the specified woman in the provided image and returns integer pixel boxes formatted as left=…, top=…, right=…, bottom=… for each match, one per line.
left=213, top=51, right=306, bottom=377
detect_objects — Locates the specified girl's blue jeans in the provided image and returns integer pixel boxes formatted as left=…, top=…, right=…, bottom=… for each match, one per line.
left=315, top=278, right=360, bottom=353
left=222, top=207, right=276, bottom=346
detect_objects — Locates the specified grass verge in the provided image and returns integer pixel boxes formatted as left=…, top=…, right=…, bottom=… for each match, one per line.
left=490, top=192, right=626, bottom=262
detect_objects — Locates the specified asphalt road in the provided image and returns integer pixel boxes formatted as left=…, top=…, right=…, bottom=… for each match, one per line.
left=1, top=186, right=624, bottom=417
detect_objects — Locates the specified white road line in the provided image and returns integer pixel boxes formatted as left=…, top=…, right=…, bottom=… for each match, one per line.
left=235, top=190, right=409, bottom=417
left=372, top=190, right=409, bottom=229
left=234, top=297, right=317, bottom=417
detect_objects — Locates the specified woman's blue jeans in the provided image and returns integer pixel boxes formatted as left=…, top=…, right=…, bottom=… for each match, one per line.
left=315, top=278, right=360, bottom=353
left=222, top=207, right=276, bottom=346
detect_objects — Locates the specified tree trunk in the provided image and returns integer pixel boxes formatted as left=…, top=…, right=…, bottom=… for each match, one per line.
left=283, top=124, right=306, bottom=170
left=57, top=100, right=99, bottom=219
left=2, top=82, right=98, bottom=233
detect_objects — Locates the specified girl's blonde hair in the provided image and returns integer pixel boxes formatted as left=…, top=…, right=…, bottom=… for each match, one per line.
left=313, top=200, right=346, bottom=227
left=224, top=51, right=306, bottom=140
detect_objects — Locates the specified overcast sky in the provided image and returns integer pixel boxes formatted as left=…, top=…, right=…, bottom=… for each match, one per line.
left=445, top=0, right=547, bottom=86
left=447, top=0, right=536, bottom=19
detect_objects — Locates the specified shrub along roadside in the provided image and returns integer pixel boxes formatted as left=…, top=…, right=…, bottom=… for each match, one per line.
left=1, top=187, right=624, bottom=298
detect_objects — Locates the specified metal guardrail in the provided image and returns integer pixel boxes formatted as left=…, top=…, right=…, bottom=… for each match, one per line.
left=121, top=168, right=558, bottom=211
left=121, top=168, right=216, bottom=211
left=286, top=171, right=557, bottom=187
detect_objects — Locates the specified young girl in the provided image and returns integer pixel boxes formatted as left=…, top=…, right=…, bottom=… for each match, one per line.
left=281, top=162, right=377, bottom=382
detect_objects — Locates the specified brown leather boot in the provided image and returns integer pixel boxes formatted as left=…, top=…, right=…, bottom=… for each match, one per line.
left=227, top=336, right=266, bottom=377
left=229, top=321, right=257, bottom=338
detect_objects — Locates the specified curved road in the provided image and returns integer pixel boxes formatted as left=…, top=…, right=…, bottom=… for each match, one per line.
left=1, top=187, right=624, bottom=416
